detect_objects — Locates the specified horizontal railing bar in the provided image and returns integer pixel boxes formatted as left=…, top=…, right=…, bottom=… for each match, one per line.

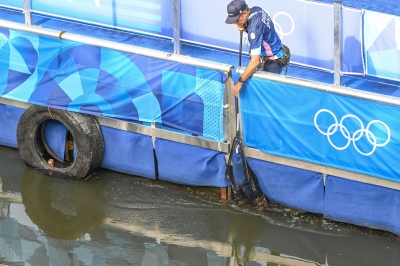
left=0, top=19, right=234, bottom=73
left=245, top=147, right=400, bottom=191
left=237, top=67, right=400, bottom=107
left=0, top=97, right=229, bottom=153
left=96, top=117, right=229, bottom=152
left=0, top=97, right=31, bottom=109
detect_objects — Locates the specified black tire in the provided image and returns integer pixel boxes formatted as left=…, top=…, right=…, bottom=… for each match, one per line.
left=17, top=105, right=104, bottom=179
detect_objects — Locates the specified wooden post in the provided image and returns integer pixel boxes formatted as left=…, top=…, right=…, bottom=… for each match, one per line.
left=221, top=186, right=231, bottom=201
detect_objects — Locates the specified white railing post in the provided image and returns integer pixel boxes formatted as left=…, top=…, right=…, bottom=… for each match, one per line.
left=24, top=0, right=32, bottom=25
left=334, top=1, right=342, bottom=86
left=172, top=0, right=182, bottom=54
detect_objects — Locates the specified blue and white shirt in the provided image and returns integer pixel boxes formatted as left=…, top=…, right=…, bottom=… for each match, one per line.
left=246, top=7, right=282, bottom=59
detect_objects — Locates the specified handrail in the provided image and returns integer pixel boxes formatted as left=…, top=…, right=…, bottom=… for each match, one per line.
left=237, top=67, right=400, bottom=107
left=0, top=19, right=234, bottom=73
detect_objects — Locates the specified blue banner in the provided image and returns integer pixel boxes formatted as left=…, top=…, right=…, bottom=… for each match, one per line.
left=31, top=0, right=173, bottom=37
left=364, top=10, right=400, bottom=81
left=181, top=1, right=363, bottom=74
left=342, top=7, right=364, bottom=74
left=0, top=28, right=225, bottom=142
left=0, top=0, right=23, bottom=9
left=182, top=0, right=335, bottom=71
left=240, top=77, right=400, bottom=182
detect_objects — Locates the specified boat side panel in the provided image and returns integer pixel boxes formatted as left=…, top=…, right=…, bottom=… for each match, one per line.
left=0, top=104, right=24, bottom=148
left=324, top=175, right=400, bottom=235
left=247, top=158, right=325, bottom=214
left=155, top=138, right=229, bottom=187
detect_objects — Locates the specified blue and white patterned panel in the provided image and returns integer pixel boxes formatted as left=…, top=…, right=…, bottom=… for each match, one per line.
left=0, top=28, right=225, bottom=142
left=364, top=10, right=400, bottom=81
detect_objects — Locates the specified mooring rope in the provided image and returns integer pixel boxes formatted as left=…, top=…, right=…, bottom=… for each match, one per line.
left=47, top=107, right=54, bottom=120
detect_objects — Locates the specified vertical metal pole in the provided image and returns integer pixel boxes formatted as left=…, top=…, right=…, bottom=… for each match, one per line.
left=334, top=1, right=342, bottom=86
left=172, top=0, right=182, bottom=54
left=224, top=70, right=235, bottom=201
left=24, top=0, right=32, bottom=25
left=225, top=71, right=237, bottom=161
left=239, top=31, right=243, bottom=67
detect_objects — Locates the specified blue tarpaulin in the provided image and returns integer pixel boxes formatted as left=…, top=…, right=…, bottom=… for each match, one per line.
left=101, top=126, right=156, bottom=179
left=324, top=175, right=400, bottom=235
left=155, top=139, right=229, bottom=187
left=248, top=158, right=324, bottom=214
left=0, top=104, right=24, bottom=148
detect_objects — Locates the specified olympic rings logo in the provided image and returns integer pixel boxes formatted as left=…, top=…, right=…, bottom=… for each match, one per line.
left=314, top=109, right=391, bottom=156
left=273, top=12, right=295, bottom=40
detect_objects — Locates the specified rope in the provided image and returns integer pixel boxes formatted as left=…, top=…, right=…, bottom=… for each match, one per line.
left=48, top=107, right=54, bottom=120
left=58, top=30, right=66, bottom=39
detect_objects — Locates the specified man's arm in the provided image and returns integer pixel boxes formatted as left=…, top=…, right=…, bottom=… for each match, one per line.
left=233, top=54, right=260, bottom=97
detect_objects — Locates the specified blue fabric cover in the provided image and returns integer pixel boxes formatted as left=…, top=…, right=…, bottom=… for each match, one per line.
left=43, top=120, right=67, bottom=160
left=0, top=104, right=24, bottom=148
left=241, top=77, right=400, bottom=183
left=155, top=139, right=229, bottom=187
left=324, top=175, right=400, bottom=235
left=0, top=28, right=225, bottom=142
left=100, top=126, right=155, bottom=180
left=247, top=158, right=324, bottom=214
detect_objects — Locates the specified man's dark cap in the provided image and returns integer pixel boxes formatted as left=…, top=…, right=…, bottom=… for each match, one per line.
left=225, top=0, right=248, bottom=24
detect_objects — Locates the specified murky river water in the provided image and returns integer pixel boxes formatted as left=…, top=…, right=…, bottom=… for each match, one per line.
left=0, top=145, right=399, bottom=266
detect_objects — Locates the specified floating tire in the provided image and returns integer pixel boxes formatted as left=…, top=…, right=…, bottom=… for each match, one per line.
left=17, top=105, right=104, bottom=179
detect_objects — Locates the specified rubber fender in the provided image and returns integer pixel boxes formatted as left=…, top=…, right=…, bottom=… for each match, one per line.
left=17, top=105, right=104, bottom=179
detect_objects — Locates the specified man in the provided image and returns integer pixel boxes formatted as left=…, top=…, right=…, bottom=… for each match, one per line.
left=225, top=0, right=288, bottom=97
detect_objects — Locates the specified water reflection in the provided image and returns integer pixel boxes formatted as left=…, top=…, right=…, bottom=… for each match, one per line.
left=21, top=168, right=107, bottom=240
left=0, top=146, right=399, bottom=265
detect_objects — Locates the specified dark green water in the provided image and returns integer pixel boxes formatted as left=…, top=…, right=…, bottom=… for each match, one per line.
left=0, top=145, right=399, bottom=266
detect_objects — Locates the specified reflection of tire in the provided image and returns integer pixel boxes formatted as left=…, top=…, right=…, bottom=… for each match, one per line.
left=21, top=168, right=105, bottom=240
left=17, top=105, right=104, bottom=179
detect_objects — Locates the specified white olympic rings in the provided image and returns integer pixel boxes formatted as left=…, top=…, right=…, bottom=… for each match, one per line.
left=314, top=109, right=391, bottom=156
left=273, top=12, right=295, bottom=40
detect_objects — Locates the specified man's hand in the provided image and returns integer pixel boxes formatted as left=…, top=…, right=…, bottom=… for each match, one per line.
left=233, top=55, right=260, bottom=97
left=233, top=82, right=243, bottom=98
